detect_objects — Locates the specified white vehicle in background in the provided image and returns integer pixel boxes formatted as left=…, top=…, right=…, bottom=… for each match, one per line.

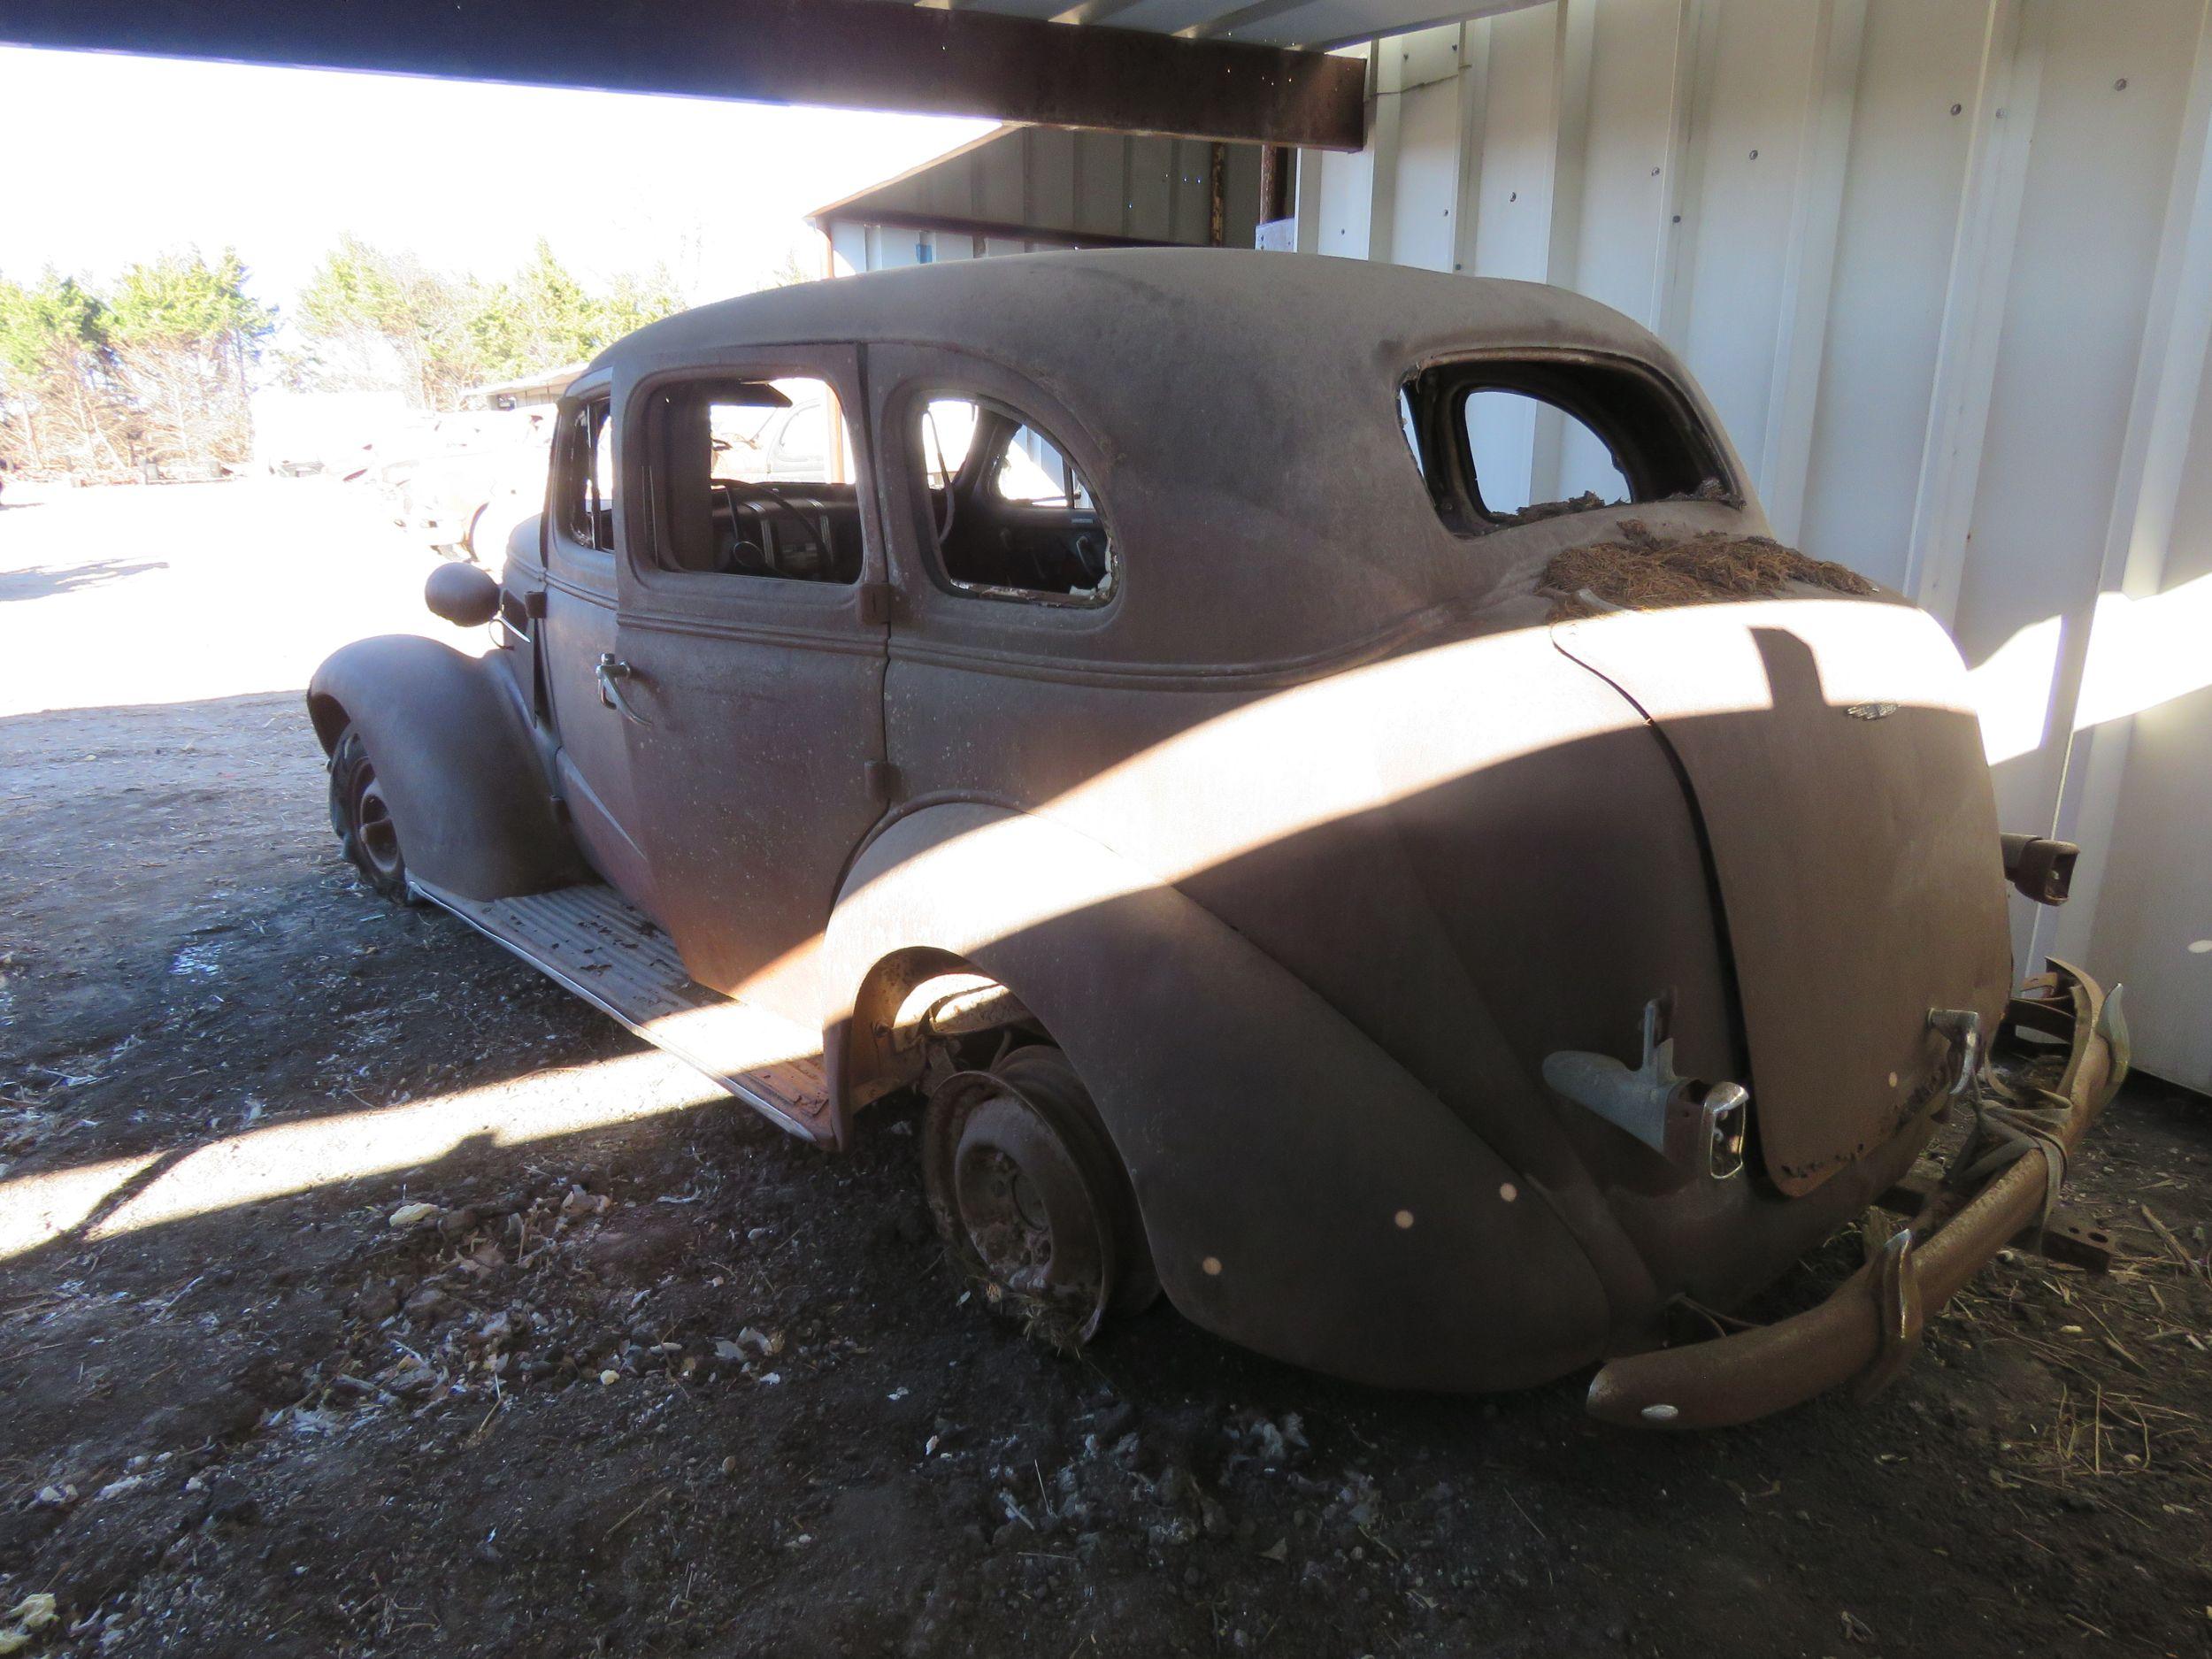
left=250, top=388, right=411, bottom=480
left=710, top=389, right=842, bottom=483
left=379, top=408, right=557, bottom=560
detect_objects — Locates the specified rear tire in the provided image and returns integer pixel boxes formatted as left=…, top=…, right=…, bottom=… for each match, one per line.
left=327, top=724, right=415, bottom=902
left=922, top=1044, right=1159, bottom=1350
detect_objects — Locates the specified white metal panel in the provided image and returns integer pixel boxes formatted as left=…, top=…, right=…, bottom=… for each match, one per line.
left=978, top=133, right=1028, bottom=220
left=1385, top=47, right=1465, bottom=271
left=922, top=151, right=980, bottom=215
left=871, top=224, right=927, bottom=267
left=836, top=0, right=2212, bottom=1082
left=1671, top=0, right=1821, bottom=495
left=828, top=220, right=870, bottom=279
left=1795, top=0, right=1990, bottom=588
left=1125, top=134, right=1177, bottom=237
left=1460, top=4, right=1560, bottom=497
left=912, top=0, right=1548, bottom=44
left=1309, top=142, right=1379, bottom=257
left=1650, top=0, right=1718, bottom=343
left=1213, top=0, right=1540, bottom=49
left=2081, top=341, right=2212, bottom=1087
left=1469, top=3, right=1559, bottom=282
left=1753, top=0, right=1864, bottom=544
left=1957, top=0, right=2200, bottom=841
left=1028, top=126, right=1081, bottom=226
left=1571, top=0, right=1682, bottom=326
left=1896, top=0, right=2044, bottom=625
left=2033, top=4, right=2212, bottom=1082
left=1171, top=138, right=1217, bottom=243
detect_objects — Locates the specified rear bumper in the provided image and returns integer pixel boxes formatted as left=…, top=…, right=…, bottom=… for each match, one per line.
left=1586, top=959, right=2127, bottom=1430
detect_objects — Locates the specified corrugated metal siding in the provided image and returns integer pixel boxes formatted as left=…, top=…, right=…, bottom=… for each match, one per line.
left=826, top=0, right=2212, bottom=1087
left=1312, top=0, right=2212, bottom=1089
left=821, top=126, right=1262, bottom=256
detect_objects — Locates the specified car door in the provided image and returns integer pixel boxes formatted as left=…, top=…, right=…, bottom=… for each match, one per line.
left=541, top=374, right=662, bottom=917
left=611, top=346, right=890, bottom=1026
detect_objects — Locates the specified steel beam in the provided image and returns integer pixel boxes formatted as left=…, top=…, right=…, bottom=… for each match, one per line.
left=0, top=0, right=1369, bottom=150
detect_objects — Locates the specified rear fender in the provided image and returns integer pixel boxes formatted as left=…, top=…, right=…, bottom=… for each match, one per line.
left=307, top=636, right=588, bottom=900
left=820, top=802, right=1610, bottom=1392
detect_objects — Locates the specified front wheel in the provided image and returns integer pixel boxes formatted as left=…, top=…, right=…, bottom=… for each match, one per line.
left=922, top=1044, right=1159, bottom=1349
left=327, top=724, right=414, bottom=902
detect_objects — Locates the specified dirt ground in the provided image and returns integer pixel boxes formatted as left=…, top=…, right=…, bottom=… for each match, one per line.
left=3, top=480, right=2209, bottom=1658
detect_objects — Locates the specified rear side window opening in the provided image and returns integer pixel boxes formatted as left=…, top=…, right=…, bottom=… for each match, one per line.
left=1399, top=356, right=1733, bottom=535
left=913, top=395, right=1115, bottom=607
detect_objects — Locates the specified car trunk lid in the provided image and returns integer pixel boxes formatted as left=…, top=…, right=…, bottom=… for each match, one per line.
left=1552, top=595, right=2012, bottom=1196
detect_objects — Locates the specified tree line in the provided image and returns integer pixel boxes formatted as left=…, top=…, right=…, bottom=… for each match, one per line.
left=0, top=250, right=272, bottom=483
left=0, top=238, right=686, bottom=483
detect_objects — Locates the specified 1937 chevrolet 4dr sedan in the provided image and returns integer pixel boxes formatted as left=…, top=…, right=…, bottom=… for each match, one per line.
left=309, top=250, right=2126, bottom=1429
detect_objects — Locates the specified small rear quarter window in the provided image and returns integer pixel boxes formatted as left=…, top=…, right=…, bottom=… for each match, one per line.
left=1402, top=356, right=1732, bottom=534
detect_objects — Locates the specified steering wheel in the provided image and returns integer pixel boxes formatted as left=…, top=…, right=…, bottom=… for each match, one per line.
left=722, top=480, right=827, bottom=576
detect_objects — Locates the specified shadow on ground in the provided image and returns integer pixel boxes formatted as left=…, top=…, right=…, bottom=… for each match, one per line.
left=1, top=689, right=2208, bottom=1658
left=0, top=559, right=169, bottom=604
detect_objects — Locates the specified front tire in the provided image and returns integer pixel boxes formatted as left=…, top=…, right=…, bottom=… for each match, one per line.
left=327, top=724, right=413, bottom=902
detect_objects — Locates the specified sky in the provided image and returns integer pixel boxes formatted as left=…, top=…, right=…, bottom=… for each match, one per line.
left=0, top=46, right=993, bottom=322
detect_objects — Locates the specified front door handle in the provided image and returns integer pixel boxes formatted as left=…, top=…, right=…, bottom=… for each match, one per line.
left=595, top=653, right=651, bottom=726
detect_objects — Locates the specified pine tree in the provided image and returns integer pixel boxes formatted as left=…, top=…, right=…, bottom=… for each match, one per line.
left=105, top=249, right=274, bottom=478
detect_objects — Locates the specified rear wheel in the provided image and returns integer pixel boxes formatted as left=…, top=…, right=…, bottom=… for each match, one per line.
left=922, top=1044, right=1158, bottom=1349
left=327, top=724, right=413, bottom=902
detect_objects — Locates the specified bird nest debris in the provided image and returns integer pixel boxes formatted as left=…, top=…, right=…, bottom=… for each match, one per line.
left=1543, top=521, right=1875, bottom=620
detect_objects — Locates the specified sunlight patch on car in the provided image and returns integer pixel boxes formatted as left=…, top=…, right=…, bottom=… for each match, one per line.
left=789, top=599, right=1968, bottom=1026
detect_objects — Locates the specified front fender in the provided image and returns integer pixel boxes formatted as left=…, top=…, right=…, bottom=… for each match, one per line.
left=821, top=803, right=1611, bottom=1393
left=307, top=637, right=587, bottom=901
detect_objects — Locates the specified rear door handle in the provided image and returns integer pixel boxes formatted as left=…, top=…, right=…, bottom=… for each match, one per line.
left=595, top=654, right=651, bottom=725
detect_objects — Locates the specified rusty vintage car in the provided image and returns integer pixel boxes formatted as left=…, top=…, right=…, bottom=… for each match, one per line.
left=307, top=250, right=2126, bottom=1428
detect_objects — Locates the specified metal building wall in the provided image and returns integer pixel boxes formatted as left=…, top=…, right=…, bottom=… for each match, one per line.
left=823, top=126, right=1261, bottom=270
left=825, top=0, right=2212, bottom=1087
left=1302, top=0, right=2212, bottom=1088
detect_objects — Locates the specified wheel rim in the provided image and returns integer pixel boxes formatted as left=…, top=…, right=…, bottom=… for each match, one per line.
left=352, top=767, right=403, bottom=880
left=925, top=1070, right=1116, bottom=1342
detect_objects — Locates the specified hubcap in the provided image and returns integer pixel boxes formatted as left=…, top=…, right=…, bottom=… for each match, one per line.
left=925, top=1066, right=1117, bottom=1341
left=353, top=768, right=403, bottom=879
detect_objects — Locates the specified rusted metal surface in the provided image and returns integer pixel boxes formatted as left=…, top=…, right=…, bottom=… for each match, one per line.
left=1586, top=962, right=2123, bottom=1429
left=1878, top=1170, right=2118, bottom=1273
left=1553, top=600, right=2014, bottom=1198
left=2001, top=832, right=2078, bottom=904
left=306, top=251, right=2101, bottom=1412
left=1258, top=143, right=1295, bottom=223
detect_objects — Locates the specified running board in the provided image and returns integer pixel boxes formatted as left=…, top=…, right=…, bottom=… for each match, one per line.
left=412, top=879, right=832, bottom=1142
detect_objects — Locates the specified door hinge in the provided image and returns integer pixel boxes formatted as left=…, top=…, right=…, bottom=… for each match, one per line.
left=523, top=588, right=547, bottom=619
left=864, top=759, right=902, bottom=803
left=857, top=581, right=895, bottom=626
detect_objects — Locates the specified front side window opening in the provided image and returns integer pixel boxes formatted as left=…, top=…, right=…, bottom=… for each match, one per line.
left=1402, top=357, right=1732, bottom=535
left=645, top=375, right=862, bottom=584
left=559, top=397, right=615, bottom=551
left=917, top=395, right=1113, bottom=604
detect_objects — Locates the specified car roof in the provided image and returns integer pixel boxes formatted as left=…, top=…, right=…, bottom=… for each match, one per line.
left=592, top=250, right=1751, bottom=672
left=595, top=249, right=1689, bottom=395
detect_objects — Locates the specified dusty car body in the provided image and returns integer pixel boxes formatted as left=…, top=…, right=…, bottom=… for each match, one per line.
left=307, top=250, right=2124, bottom=1426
